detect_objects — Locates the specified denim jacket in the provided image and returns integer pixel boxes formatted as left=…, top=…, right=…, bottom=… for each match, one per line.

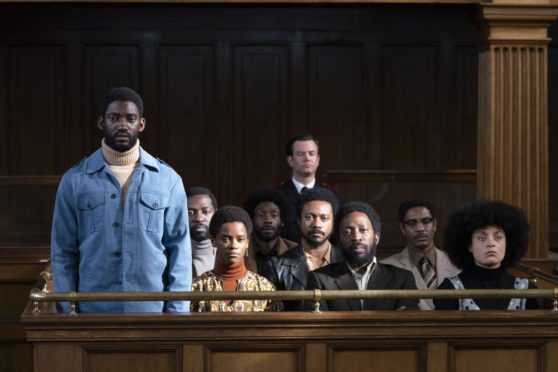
left=51, top=147, right=191, bottom=313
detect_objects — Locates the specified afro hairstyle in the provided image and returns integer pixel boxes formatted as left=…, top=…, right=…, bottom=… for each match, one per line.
left=209, top=206, right=253, bottom=238
left=242, top=188, right=290, bottom=222
left=443, top=200, right=529, bottom=270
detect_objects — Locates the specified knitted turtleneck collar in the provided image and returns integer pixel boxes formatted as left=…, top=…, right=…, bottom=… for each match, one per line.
left=213, top=258, right=247, bottom=280
left=192, top=239, right=214, bottom=256
left=101, top=138, right=140, bottom=166
left=213, top=258, right=247, bottom=292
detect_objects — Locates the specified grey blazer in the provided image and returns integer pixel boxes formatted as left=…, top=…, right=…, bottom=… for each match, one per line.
left=381, top=247, right=461, bottom=310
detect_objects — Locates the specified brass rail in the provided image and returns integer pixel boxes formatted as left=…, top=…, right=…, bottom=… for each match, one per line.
left=514, top=263, right=558, bottom=286
left=29, top=289, right=558, bottom=303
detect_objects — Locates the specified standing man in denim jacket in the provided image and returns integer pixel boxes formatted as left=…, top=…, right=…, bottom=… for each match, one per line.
left=51, top=87, right=191, bottom=313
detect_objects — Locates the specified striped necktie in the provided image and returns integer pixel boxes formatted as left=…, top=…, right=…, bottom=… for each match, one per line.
left=420, top=256, right=437, bottom=289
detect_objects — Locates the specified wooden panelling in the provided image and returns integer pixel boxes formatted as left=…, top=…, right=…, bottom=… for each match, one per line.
left=183, top=345, right=204, bottom=372
left=23, top=311, right=558, bottom=372
left=0, top=4, right=483, bottom=250
left=233, top=45, right=289, bottom=197
left=84, top=344, right=182, bottom=372
left=443, top=45, right=477, bottom=170
left=0, top=44, right=7, bottom=173
left=305, top=343, right=326, bottom=372
left=35, top=344, right=82, bottom=372
left=159, top=45, right=215, bottom=187
left=0, top=185, right=57, bottom=247
left=328, top=343, right=425, bottom=372
left=84, top=45, right=140, bottom=154
left=207, top=343, right=302, bottom=372
left=0, top=343, right=33, bottom=372
left=379, top=46, right=438, bottom=170
left=7, top=46, right=64, bottom=175
left=449, top=340, right=545, bottom=372
left=477, top=43, right=550, bottom=258
left=308, top=45, right=364, bottom=171
left=548, top=33, right=558, bottom=252
left=0, top=251, right=48, bottom=372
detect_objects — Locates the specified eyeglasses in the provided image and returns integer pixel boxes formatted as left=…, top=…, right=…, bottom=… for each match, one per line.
left=403, top=218, right=434, bottom=229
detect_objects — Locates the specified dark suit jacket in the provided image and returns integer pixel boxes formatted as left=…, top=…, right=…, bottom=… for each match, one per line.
left=305, top=262, right=420, bottom=311
left=276, top=180, right=340, bottom=243
left=263, top=244, right=345, bottom=311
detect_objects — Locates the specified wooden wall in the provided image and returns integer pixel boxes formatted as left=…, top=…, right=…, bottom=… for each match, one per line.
left=548, top=21, right=558, bottom=253
left=0, top=3, right=480, bottom=252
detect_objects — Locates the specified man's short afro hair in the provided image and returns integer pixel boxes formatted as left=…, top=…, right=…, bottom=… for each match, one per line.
left=443, top=200, right=529, bottom=269
left=298, top=187, right=339, bottom=217
left=334, top=201, right=381, bottom=240
left=187, top=186, right=218, bottom=210
left=101, top=87, right=144, bottom=116
left=243, top=188, right=290, bottom=221
left=209, top=206, right=253, bottom=238
left=398, top=198, right=436, bottom=223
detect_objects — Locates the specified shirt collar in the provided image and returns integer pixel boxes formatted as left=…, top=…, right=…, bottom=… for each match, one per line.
left=291, top=177, right=316, bottom=194
left=86, top=145, right=159, bottom=174
left=304, top=241, right=332, bottom=271
left=407, top=245, right=437, bottom=268
left=346, top=256, right=377, bottom=277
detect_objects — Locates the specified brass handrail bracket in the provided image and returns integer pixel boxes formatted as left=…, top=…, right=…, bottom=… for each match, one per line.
left=312, top=289, right=321, bottom=313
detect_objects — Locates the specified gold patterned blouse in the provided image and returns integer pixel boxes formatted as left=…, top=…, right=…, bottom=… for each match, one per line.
left=190, top=270, right=281, bottom=312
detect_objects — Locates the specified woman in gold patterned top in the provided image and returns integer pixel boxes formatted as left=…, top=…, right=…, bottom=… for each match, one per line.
left=191, top=206, right=281, bottom=312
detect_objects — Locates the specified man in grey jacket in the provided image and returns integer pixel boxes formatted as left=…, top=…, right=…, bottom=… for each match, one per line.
left=381, top=198, right=460, bottom=310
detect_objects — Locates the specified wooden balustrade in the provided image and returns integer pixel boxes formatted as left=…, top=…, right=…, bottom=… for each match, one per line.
left=21, top=305, right=558, bottom=372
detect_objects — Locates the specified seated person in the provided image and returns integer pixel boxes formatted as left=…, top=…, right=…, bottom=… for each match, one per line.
left=305, top=201, right=419, bottom=311
left=187, top=186, right=218, bottom=278
left=434, top=200, right=541, bottom=310
left=242, top=188, right=297, bottom=274
left=264, top=188, right=344, bottom=311
left=191, top=206, right=280, bottom=312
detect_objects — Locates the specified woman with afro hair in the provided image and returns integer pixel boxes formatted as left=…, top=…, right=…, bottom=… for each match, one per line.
left=434, top=200, right=541, bottom=310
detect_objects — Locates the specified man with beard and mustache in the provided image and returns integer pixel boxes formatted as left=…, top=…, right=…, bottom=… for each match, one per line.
left=264, top=188, right=344, bottom=311
left=304, top=202, right=419, bottom=311
left=242, top=188, right=297, bottom=274
left=381, top=198, right=460, bottom=310
left=187, top=187, right=218, bottom=278
left=51, top=87, right=191, bottom=313
left=277, top=133, right=340, bottom=243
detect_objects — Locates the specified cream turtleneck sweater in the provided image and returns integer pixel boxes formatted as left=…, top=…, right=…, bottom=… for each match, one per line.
left=101, top=139, right=140, bottom=205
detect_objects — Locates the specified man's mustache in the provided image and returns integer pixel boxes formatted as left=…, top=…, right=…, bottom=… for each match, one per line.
left=114, top=131, right=131, bottom=138
left=348, top=243, right=368, bottom=251
left=309, top=228, right=324, bottom=235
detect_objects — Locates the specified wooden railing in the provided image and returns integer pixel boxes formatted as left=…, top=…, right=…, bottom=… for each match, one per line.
left=325, top=169, right=476, bottom=184
left=0, top=175, right=61, bottom=186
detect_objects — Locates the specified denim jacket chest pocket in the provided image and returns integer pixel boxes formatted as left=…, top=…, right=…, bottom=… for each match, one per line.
left=139, top=192, right=169, bottom=233
left=77, top=193, right=106, bottom=234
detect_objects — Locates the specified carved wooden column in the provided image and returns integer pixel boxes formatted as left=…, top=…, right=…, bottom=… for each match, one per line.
left=477, top=1, right=558, bottom=258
